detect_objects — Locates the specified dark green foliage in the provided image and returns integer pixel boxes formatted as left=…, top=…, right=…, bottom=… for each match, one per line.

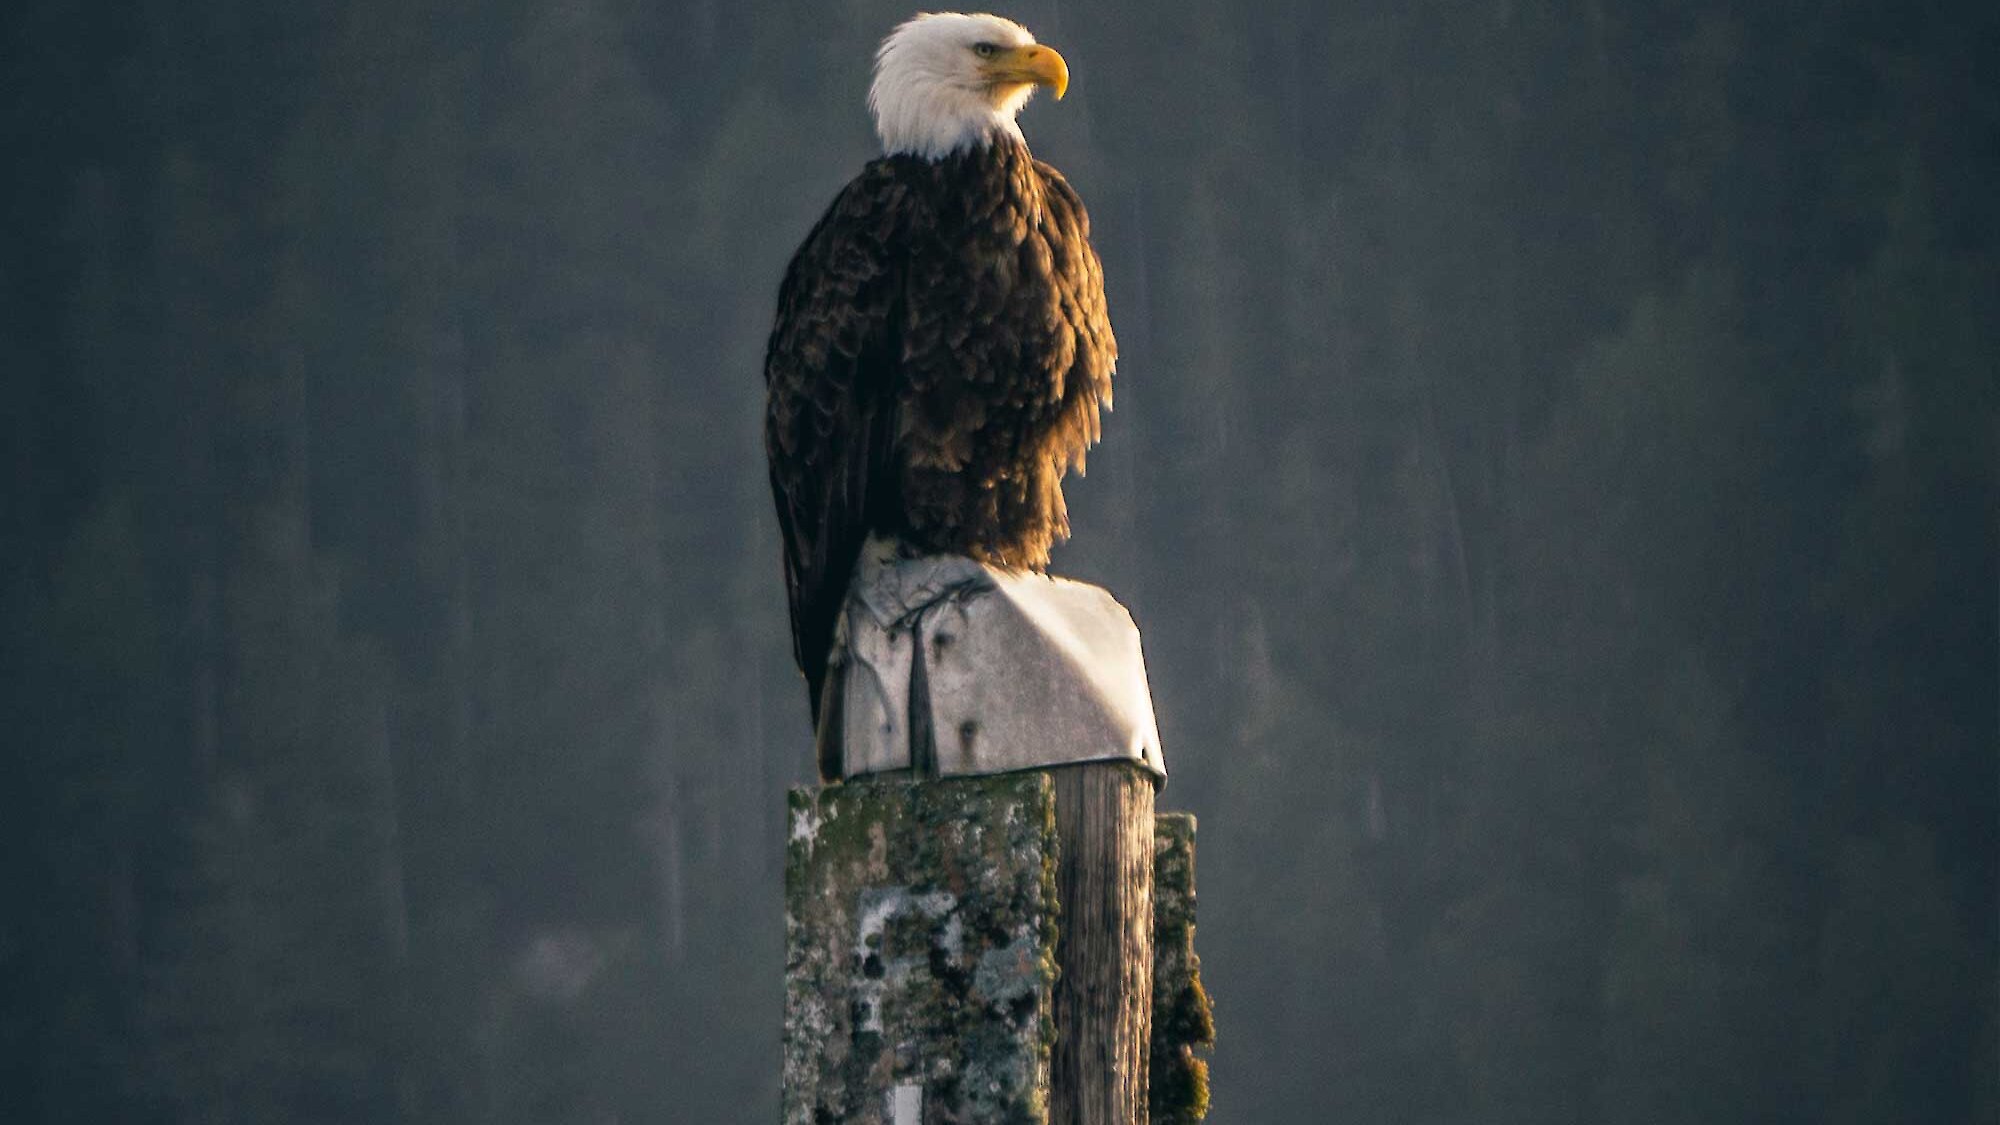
left=0, top=0, right=1992, bottom=1122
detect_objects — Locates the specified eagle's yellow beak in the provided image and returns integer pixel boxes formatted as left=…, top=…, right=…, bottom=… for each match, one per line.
left=984, top=43, right=1070, bottom=101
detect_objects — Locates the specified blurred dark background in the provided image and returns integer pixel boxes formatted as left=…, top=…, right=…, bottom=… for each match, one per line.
left=3, top=0, right=1993, bottom=1121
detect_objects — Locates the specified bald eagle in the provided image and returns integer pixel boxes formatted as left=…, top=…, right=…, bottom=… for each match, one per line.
left=764, top=12, right=1116, bottom=763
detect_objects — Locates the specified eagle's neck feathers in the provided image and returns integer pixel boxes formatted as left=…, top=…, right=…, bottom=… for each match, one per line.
left=871, top=80, right=1027, bottom=161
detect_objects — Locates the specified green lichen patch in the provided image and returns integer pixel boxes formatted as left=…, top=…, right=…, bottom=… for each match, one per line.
left=1150, top=812, right=1214, bottom=1124
left=784, top=774, right=1060, bottom=1125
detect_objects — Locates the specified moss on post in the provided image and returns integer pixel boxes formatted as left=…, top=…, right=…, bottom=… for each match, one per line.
left=1148, top=813, right=1213, bottom=1124
left=784, top=774, right=1061, bottom=1125
left=783, top=778, right=1211, bottom=1124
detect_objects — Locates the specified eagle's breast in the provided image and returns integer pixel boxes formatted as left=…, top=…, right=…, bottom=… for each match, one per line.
left=894, top=138, right=1115, bottom=569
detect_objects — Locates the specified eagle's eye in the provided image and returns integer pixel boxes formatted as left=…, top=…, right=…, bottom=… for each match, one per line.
left=971, top=42, right=999, bottom=58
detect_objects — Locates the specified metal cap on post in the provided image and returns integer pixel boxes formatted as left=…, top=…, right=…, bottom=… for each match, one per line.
left=820, top=538, right=1166, bottom=784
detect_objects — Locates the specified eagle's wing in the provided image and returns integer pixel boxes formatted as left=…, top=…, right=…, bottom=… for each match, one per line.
left=764, top=162, right=916, bottom=745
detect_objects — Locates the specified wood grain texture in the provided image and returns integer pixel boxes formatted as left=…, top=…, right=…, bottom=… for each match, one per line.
left=1050, top=761, right=1156, bottom=1125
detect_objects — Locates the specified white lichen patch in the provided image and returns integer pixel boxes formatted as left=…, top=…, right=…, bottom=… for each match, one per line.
left=855, top=886, right=957, bottom=951
left=973, top=934, right=1042, bottom=1011
left=852, top=886, right=959, bottom=1033
left=866, top=820, right=889, bottom=877
left=790, top=805, right=823, bottom=850
left=938, top=912, right=965, bottom=961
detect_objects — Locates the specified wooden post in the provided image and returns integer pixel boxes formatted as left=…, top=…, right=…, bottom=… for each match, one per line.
left=783, top=768, right=1202, bottom=1124
left=1049, top=761, right=1156, bottom=1125
left=1148, top=813, right=1213, bottom=1124
left=784, top=774, right=1063, bottom=1124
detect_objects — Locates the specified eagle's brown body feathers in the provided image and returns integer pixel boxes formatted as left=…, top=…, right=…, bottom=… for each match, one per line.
left=764, top=137, right=1115, bottom=721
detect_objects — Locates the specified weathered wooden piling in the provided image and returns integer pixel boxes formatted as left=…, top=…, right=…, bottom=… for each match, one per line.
left=1048, top=761, right=1156, bottom=1125
left=783, top=768, right=1209, bottom=1124
left=783, top=773, right=1060, bottom=1124
left=1148, top=813, right=1213, bottom=1124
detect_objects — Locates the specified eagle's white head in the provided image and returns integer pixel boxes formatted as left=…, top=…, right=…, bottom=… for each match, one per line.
left=869, top=12, right=1070, bottom=160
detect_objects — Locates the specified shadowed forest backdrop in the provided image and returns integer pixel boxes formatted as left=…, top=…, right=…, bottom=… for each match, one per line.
left=3, top=0, right=1994, bottom=1121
